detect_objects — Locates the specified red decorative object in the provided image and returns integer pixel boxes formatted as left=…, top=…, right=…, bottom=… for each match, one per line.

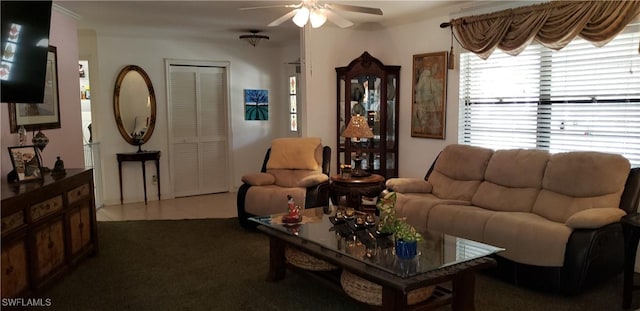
left=283, top=195, right=302, bottom=224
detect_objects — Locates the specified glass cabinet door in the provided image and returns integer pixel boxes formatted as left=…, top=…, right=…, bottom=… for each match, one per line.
left=336, top=52, right=400, bottom=179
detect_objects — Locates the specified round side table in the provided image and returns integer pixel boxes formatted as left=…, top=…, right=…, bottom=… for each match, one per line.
left=329, top=174, right=385, bottom=211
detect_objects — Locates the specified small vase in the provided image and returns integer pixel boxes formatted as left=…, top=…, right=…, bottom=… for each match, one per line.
left=395, top=239, right=418, bottom=259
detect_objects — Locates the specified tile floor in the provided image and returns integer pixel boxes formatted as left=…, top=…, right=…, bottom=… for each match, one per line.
left=96, top=192, right=238, bottom=221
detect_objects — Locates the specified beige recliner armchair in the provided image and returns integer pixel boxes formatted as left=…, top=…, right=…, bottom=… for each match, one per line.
left=237, top=137, right=331, bottom=229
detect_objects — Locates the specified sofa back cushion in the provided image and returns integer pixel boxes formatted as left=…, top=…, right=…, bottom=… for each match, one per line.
left=429, top=144, right=493, bottom=201
left=532, top=151, right=630, bottom=223
left=267, top=140, right=324, bottom=188
left=472, top=149, right=549, bottom=212
left=267, top=137, right=322, bottom=170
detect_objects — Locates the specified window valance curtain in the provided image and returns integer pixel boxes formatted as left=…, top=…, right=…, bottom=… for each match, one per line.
left=450, top=0, right=640, bottom=59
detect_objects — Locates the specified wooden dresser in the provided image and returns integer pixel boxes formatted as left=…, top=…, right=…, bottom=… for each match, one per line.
left=1, top=169, right=98, bottom=298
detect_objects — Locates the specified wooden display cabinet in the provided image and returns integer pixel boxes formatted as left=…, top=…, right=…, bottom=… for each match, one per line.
left=1, top=169, right=98, bottom=297
left=336, top=51, right=400, bottom=179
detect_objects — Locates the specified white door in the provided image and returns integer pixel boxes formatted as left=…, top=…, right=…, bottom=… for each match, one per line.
left=167, top=61, right=230, bottom=197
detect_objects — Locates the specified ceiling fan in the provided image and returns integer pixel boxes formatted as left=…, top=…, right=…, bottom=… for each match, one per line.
left=240, top=0, right=383, bottom=29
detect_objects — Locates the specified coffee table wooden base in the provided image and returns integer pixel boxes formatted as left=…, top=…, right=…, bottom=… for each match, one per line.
left=266, top=235, right=286, bottom=282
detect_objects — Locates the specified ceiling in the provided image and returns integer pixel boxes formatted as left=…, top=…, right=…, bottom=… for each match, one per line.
left=54, top=1, right=485, bottom=45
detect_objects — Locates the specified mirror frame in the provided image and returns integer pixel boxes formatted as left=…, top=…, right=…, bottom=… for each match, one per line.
left=113, top=65, right=157, bottom=146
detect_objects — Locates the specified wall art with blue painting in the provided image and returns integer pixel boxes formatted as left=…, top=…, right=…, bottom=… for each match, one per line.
left=244, top=89, right=268, bottom=120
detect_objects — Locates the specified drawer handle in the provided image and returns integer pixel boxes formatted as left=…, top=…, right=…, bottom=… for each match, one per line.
left=78, top=222, right=84, bottom=229
left=5, top=266, right=14, bottom=274
left=48, top=241, right=54, bottom=249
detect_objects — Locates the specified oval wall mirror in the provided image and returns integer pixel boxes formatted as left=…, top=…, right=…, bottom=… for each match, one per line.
left=113, top=65, right=156, bottom=149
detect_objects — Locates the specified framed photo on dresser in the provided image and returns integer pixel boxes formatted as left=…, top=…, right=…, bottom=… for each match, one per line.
left=8, top=145, right=43, bottom=183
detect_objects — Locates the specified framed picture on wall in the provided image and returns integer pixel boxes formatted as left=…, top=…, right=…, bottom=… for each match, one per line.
left=244, top=89, right=269, bottom=120
left=8, top=145, right=43, bottom=183
left=411, top=51, right=448, bottom=139
left=8, top=45, right=61, bottom=133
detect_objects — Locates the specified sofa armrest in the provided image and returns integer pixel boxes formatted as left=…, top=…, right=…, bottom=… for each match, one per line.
left=565, top=208, right=626, bottom=229
left=241, top=173, right=275, bottom=186
left=297, top=174, right=329, bottom=188
left=385, top=178, right=432, bottom=193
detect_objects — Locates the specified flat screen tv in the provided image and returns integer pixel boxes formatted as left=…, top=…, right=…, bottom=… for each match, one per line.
left=1, top=1, right=53, bottom=104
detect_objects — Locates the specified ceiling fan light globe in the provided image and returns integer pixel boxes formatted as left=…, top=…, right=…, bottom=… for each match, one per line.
left=293, top=7, right=310, bottom=27
left=310, top=9, right=327, bottom=28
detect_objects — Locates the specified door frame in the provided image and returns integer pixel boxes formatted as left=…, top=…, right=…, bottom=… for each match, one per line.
left=164, top=59, right=234, bottom=198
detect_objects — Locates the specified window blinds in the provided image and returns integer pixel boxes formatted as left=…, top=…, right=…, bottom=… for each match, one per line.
left=459, top=27, right=640, bottom=166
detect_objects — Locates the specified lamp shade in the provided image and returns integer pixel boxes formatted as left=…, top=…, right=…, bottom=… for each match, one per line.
left=293, top=7, right=310, bottom=27
left=309, top=9, right=327, bottom=28
left=342, top=114, right=374, bottom=138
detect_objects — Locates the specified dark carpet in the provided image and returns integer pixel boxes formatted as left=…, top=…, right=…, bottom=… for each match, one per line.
left=43, top=218, right=633, bottom=310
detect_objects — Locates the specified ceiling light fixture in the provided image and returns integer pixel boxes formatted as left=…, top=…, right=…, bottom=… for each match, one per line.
left=309, top=8, right=327, bottom=28
left=292, top=2, right=329, bottom=28
left=292, top=7, right=310, bottom=27
left=239, top=30, right=269, bottom=47
left=242, top=0, right=382, bottom=29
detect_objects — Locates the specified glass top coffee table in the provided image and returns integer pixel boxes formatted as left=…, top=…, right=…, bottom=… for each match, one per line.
left=250, top=207, right=504, bottom=311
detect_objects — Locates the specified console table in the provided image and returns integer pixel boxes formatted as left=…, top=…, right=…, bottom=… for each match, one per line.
left=117, top=151, right=160, bottom=204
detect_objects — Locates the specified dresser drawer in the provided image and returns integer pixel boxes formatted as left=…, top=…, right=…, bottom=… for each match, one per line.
left=1, top=211, right=24, bottom=235
left=29, top=196, right=63, bottom=222
left=68, top=183, right=91, bottom=204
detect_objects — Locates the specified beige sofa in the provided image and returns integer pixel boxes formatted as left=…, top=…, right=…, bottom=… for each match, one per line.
left=386, top=144, right=640, bottom=294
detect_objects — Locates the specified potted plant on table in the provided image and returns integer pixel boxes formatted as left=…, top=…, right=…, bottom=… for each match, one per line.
left=393, top=221, right=423, bottom=259
left=376, top=191, right=423, bottom=259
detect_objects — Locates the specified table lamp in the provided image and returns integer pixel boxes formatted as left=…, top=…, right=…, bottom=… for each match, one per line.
left=342, top=114, right=374, bottom=177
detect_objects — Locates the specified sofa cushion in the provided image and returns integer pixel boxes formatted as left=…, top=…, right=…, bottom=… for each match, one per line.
left=429, top=144, right=494, bottom=201
left=241, top=172, right=275, bottom=186
left=483, top=212, right=572, bottom=267
left=532, top=151, right=630, bottom=223
left=472, top=183, right=541, bottom=213
left=565, top=207, right=626, bottom=229
left=393, top=193, right=470, bottom=233
left=484, top=149, right=549, bottom=188
left=427, top=204, right=496, bottom=243
left=472, top=149, right=549, bottom=212
left=268, top=169, right=323, bottom=188
left=297, top=174, right=329, bottom=188
left=245, top=185, right=307, bottom=216
left=386, top=178, right=432, bottom=193
left=266, top=137, right=322, bottom=170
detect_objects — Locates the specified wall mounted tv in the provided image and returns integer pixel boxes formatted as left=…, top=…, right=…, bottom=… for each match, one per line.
left=1, top=1, right=53, bottom=104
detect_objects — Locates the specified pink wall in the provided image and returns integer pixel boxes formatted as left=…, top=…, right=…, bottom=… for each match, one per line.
left=1, top=10, right=84, bottom=177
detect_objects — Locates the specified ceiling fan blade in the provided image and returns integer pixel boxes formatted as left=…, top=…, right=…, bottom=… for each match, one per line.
left=325, top=3, right=383, bottom=16
left=324, top=10, right=354, bottom=28
left=240, top=4, right=300, bottom=11
left=267, top=10, right=298, bottom=27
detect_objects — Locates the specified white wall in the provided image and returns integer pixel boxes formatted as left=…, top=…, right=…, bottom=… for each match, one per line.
left=80, top=1, right=521, bottom=205
left=303, top=7, right=463, bottom=177
left=83, top=32, right=299, bottom=205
